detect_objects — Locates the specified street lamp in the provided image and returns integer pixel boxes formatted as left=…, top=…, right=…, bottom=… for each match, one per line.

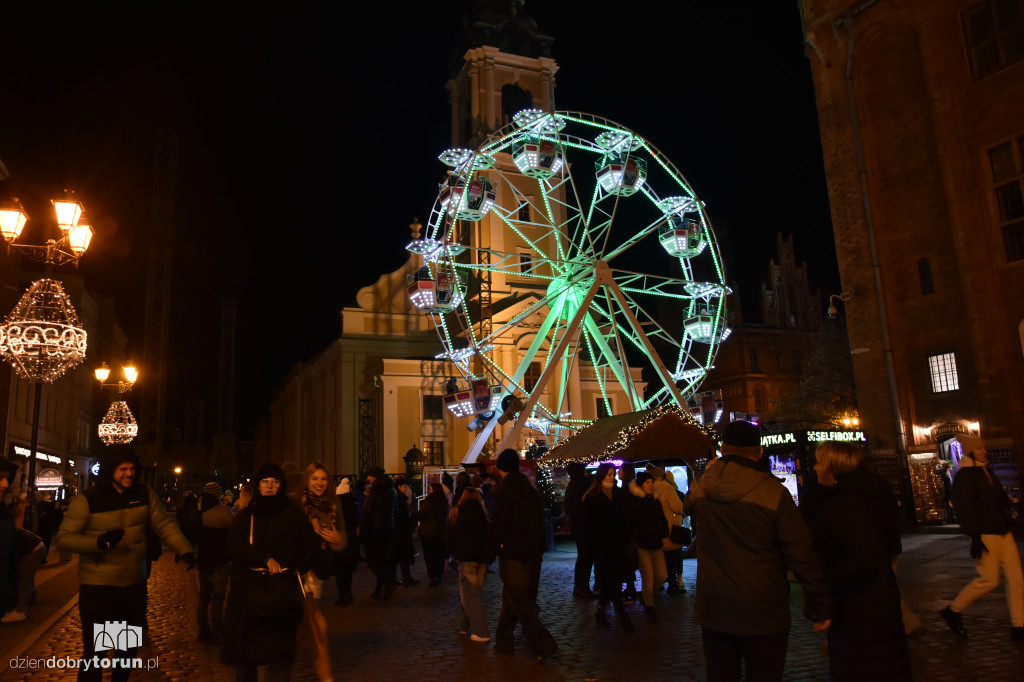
left=0, top=193, right=92, bottom=530
left=96, top=362, right=140, bottom=446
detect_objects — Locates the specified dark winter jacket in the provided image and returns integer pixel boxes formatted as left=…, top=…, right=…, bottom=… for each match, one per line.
left=56, top=482, right=192, bottom=587
left=684, top=456, right=832, bottom=636
left=417, top=490, right=449, bottom=540
left=811, top=478, right=911, bottom=681
left=563, top=468, right=590, bottom=538
left=361, top=476, right=397, bottom=536
left=393, top=488, right=417, bottom=564
left=485, top=469, right=545, bottom=563
left=196, top=494, right=234, bottom=570
left=0, top=506, right=15, bottom=612
left=220, top=492, right=320, bottom=667
left=582, top=485, right=628, bottom=563
left=625, top=480, right=669, bottom=550
left=447, top=501, right=489, bottom=563
left=952, top=457, right=1014, bottom=536
left=334, top=491, right=361, bottom=572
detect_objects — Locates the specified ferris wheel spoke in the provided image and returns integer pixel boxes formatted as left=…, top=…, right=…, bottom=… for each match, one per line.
left=581, top=311, right=642, bottom=411
left=554, top=138, right=601, bottom=261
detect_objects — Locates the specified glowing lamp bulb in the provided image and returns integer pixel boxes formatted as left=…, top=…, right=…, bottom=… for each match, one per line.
left=52, top=198, right=83, bottom=230
left=95, top=363, right=111, bottom=382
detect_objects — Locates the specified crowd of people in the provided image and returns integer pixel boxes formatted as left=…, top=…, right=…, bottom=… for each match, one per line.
left=0, top=421, right=1021, bottom=681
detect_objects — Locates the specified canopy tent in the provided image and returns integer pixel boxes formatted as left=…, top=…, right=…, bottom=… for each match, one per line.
left=539, top=406, right=717, bottom=467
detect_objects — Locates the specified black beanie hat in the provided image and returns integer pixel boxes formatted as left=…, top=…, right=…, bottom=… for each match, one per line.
left=496, top=448, right=520, bottom=473
left=100, top=445, right=142, bottom=480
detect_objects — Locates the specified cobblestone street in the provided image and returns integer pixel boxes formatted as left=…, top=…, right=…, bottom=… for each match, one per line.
left=2, top=531, right=1023, bottom=681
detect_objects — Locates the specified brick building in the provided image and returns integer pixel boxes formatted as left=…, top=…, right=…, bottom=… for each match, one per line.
left=800, top=0, right=1024, bottom=520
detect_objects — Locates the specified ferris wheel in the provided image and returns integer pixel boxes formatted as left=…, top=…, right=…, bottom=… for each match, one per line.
left=407, top=110, right=730, bottom=459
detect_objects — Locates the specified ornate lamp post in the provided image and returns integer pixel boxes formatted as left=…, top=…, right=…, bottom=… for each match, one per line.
left=96, top=363, right=140, bottom=446
left=0, top=195, right=92, bottom=529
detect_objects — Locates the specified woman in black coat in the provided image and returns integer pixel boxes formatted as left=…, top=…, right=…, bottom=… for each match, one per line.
left=583, top=463, right=634, bottom=633
left=332, top=477, right=360, bottom=606
left=810, top=442, right=911, bottom=682
left=221, top=462, right=321, bottom=682
left=417, top=483, right=449, bottom=585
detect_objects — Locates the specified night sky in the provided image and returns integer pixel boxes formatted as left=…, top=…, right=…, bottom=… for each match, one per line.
left=0, top=2, right=837, bottom=439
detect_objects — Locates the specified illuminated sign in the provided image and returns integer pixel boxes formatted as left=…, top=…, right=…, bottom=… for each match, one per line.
left=35, top=468, right=64, bottom=489
left=761, top=433, right=796, bottom=447
left=806, top=430, right=866, bottom=443
left=12, top=444, right=63, bottom=465
left=91, top=461, right=101, bottom=476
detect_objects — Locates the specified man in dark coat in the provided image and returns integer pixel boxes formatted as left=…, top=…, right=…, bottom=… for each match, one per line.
left=684, top=421, right=833, bottom=682
left=485, top=449, right=557, bottom=661
left=941, top=435, right=1024, bottom=640
left=564, top=462, right=594, bottom=597
left=361, top=466, right=398, bottom=600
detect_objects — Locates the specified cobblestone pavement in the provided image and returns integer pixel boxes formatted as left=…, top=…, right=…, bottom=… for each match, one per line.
left=3, top=531, right=1023, bottom=681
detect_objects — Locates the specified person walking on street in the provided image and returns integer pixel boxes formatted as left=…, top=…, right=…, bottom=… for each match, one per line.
left=808, top=441, right=911, bottom=682
left=361, top=466, right=398, bottom=600
left=56, top=445, right=194, bottom=682
left=418, top=482, right=449, bottom=586
left=941, top=435, right=1024, bottom=641
left=485, top=449, right=557, bottom=660
left=448, top=486, right=490, bottom=642
left=194, top=481, right=234, bottom=644
left=220, top=462, right=321, bottom=682
left=684, top=421, right=832, bottom=682
left=332, top=478, right=360, bottom=606
left=625, top=471, right=669, bottom=623
left=0, top=458, right=19, bottom=621
left=564, top=462, right=594, bottom=598
left=584, top=462, right=634, bottom=633
left=393, top=478, right=420, bottom=586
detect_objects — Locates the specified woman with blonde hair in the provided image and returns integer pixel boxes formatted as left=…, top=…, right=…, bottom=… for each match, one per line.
left=296, top=462, right=346, bottom=682
left=809, top=441, right=910, bottom=681
left=447, top=486, right=490, bottom=641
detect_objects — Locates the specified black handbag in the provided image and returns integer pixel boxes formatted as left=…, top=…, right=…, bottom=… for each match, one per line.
left=669, top=525, right=692, bottom=546
left=246, top=516, right=305, bottom=626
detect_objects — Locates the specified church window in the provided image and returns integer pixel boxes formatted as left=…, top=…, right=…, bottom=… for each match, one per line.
left=524, top=361, right=542, bottom=392
left=422, top=394, right=444, bottom=421
left=422, top=440, right=445, bottom=466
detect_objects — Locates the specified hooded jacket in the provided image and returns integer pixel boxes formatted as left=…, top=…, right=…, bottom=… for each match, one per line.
left=626, top=480, right=669, bottom=550
left=952, top=456, right=1014, bottom=536
left=684, top=455, right=832, bottom=635
left=56, top=481, right=192, bottom=587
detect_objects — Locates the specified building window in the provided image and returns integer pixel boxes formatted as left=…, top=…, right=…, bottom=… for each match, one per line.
left=962, top=0, right=1024, bottom=80
left=422, top=394, right=443, bottom=421
left=518, top=203, right=531, bottom=223
left=989, top=138, right=1024, bottom=261
left=918, top=257, right=935, bottom=295
left=749, top=346, right=760, bottom=372
left=524, top=361, right=542, bottom=392
left=595, top=396, right=611, bottom=419
left=519, top=250, right=532, bottom=273
left=422, top=440, right=444, bottom=466
left=928, top=353, right=960, bottom=392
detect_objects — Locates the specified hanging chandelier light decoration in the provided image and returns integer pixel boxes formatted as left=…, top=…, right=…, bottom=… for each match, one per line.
left=98, top=401, right=138, bottom=445
left=0, top=278, right=88, bottom=383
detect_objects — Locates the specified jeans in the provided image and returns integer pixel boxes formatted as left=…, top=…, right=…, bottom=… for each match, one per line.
left=495, top=558, right=556, bottom=657
left=573, top=536, right=594, bottom=590
left=702, top=627, right=789, bottom=682
left=196, top=563, right=230, bottom=634
left=951, top=531, right=1024, bottom=626
left=77, top=582, right=148, bottom=682
left=457, top=561, right=489, bottom=637
left=636, top=547, right=666, bottom=606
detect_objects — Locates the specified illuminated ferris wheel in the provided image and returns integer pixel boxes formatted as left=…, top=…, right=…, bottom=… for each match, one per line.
left=407, top=110, right=729, bottom=455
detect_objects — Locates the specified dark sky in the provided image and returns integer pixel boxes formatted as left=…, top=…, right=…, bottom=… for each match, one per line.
left=0, top=2, right=837, bottom=439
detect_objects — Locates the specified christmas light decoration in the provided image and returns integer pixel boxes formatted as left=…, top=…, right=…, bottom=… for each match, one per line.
left=0, top=279, right=87, bottom=383
left=98, top=400, right=139, bottom=445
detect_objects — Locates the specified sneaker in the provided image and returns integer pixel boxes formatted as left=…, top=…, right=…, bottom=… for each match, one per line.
left=1, top=610, right=27, bottom=623
left=470, top=634, right=490, bottom=642
left=1012, top=626, right=1024, bottom=642
left=940, top=606, right=967, bottom=639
